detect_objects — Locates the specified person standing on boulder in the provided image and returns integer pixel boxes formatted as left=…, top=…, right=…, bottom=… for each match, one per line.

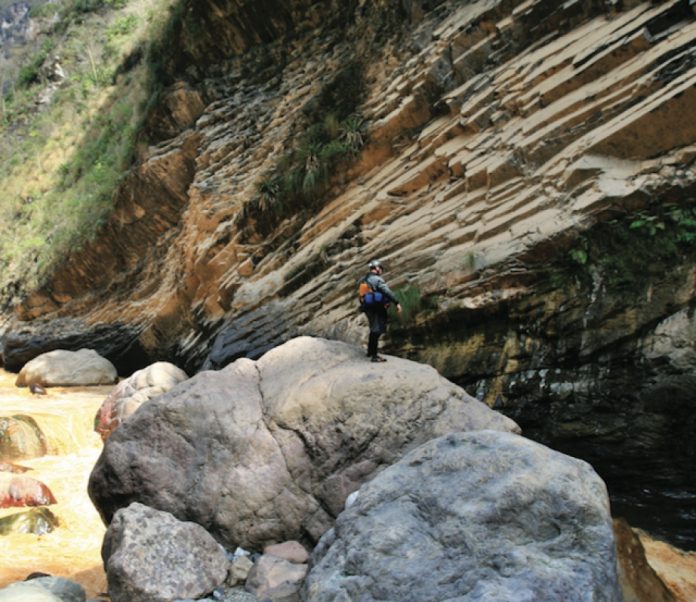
left=360, top=259, right=401, bottom=362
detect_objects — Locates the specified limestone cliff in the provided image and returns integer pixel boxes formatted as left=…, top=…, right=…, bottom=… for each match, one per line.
left=2, top=0, right=696, bottom=545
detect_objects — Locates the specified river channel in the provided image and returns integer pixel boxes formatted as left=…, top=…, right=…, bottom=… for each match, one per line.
left=0, top=369, right=110, bottom=598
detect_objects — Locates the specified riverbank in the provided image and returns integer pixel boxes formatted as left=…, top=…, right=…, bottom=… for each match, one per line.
left=1, top=361, right=696, bottom=601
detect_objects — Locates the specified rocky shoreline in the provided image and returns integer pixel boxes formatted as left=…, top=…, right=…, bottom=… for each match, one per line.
left=1, top=337, right=694, bottom=601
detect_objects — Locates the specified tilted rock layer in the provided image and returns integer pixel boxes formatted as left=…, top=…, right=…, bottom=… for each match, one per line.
left=3, top=0, right=696, bottom=542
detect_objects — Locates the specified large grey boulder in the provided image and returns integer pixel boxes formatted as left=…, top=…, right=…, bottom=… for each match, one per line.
left=15, top=349, right=117, bottom=387
left=102, top=502, right=228, bottom=602
left=89, top=336, right=518, bottom=550
left=94, top=361, right=189, bottom=440
left=304, top=430, right=622, bottom=602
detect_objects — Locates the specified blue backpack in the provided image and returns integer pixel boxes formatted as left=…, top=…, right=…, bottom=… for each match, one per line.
left=359, top=277, right=384, bottom=307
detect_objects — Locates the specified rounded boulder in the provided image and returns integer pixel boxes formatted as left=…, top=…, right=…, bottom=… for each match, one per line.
left=89, top=336, right=519, bottom=550
left=305, top=430, right=622, bottom=602
left=15, top=349, right=117, bottom=387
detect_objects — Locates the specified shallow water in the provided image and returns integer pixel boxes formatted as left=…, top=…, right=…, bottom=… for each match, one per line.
left=0, top=369, right=112, bottom=598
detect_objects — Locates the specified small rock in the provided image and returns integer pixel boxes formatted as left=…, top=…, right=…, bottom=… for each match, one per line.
left=344, top=490, right=359, bottom=509
left=227, top=556, right=254, bottom=586
left=0, top=576, right=85, bottom=602
left=245, top=554, right=308, bottom=602
left=263, top=541, right=309, bottom=564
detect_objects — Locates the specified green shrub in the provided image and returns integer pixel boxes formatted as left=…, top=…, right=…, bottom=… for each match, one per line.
left=562, top=204, right=696, bottom=293
left=390, top=286, right=439, bottom=325
left=0, top=0, right=179, bottom=297
left=306, top=61, right=365, bottom=122
left=69, top=0, right=128, bottom=14
left=29, top=3, right=61, bottom=19
left=17, top=40, right=55, bottom=88
left=107, top=14, right=139, bottom=39
left=243, top=105, right=366, bottom=237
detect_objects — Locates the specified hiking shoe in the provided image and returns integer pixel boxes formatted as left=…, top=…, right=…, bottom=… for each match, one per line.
left=371, top=355, right=387, bottom=363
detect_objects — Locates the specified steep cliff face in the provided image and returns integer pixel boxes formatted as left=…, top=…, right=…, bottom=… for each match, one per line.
left=3, top=0, right=696, bottom=543
left=0, top=2, right=33, bottom=52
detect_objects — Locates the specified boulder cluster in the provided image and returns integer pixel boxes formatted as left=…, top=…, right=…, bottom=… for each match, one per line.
left=1, top=336, right=667, bottom=601
left=3, top=337, right=632, bottom=601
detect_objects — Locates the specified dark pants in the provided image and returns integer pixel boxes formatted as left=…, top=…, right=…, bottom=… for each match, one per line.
left=365, top=308, right=388, bottom=357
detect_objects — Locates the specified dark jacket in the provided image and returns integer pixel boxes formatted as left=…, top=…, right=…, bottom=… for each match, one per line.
left=364, top=272, right=399, bottom=306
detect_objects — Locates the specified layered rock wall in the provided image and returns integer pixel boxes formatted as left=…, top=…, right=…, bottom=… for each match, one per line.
left=3, top=0, right=696, bottom=544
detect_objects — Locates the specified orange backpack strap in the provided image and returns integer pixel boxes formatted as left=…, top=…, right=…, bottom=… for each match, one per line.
left=358, top=278, right=371, bottom=303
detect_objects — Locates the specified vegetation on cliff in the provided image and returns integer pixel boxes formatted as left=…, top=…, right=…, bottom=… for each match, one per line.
left=560, top=203, right=696, bottom=294
left=0, top=0, right=178, bottom=305
left=240, top=61, right=367, bottom=241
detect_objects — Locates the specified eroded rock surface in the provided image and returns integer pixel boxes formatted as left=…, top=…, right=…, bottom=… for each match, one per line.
left=0, top=473, right=56, bottom=508
left=0, top=507, right=59, bottom=536
left=94, top=361, right=188, bottom=441
left=1, top=319, right=147, bottom=375
left=88, top=336, right=518, bottom=550
left=0, top=415, right=47, bottom=460
left=304, top=431, right=621, bottom=602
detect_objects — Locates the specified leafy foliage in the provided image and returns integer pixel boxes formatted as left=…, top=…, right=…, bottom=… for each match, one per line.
left=629, top=206, right=696, bottom=243
left=391, top=285, right=439, bottom=326
left=67, top=0, right=129, bottom=15
left=17, top=40, right=55, bottom=88
left=564, top=203, right=696, bottom=293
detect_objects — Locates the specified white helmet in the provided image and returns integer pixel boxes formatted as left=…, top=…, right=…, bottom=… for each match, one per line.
left=368, top=259, right=383, bottom=270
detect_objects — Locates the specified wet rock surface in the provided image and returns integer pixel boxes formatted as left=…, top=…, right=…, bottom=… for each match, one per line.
left=0, top=473, right=56, bottom=509
left=0, top=507, right=59, bottom=536
left=0, top=415, right=47, bottom=460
